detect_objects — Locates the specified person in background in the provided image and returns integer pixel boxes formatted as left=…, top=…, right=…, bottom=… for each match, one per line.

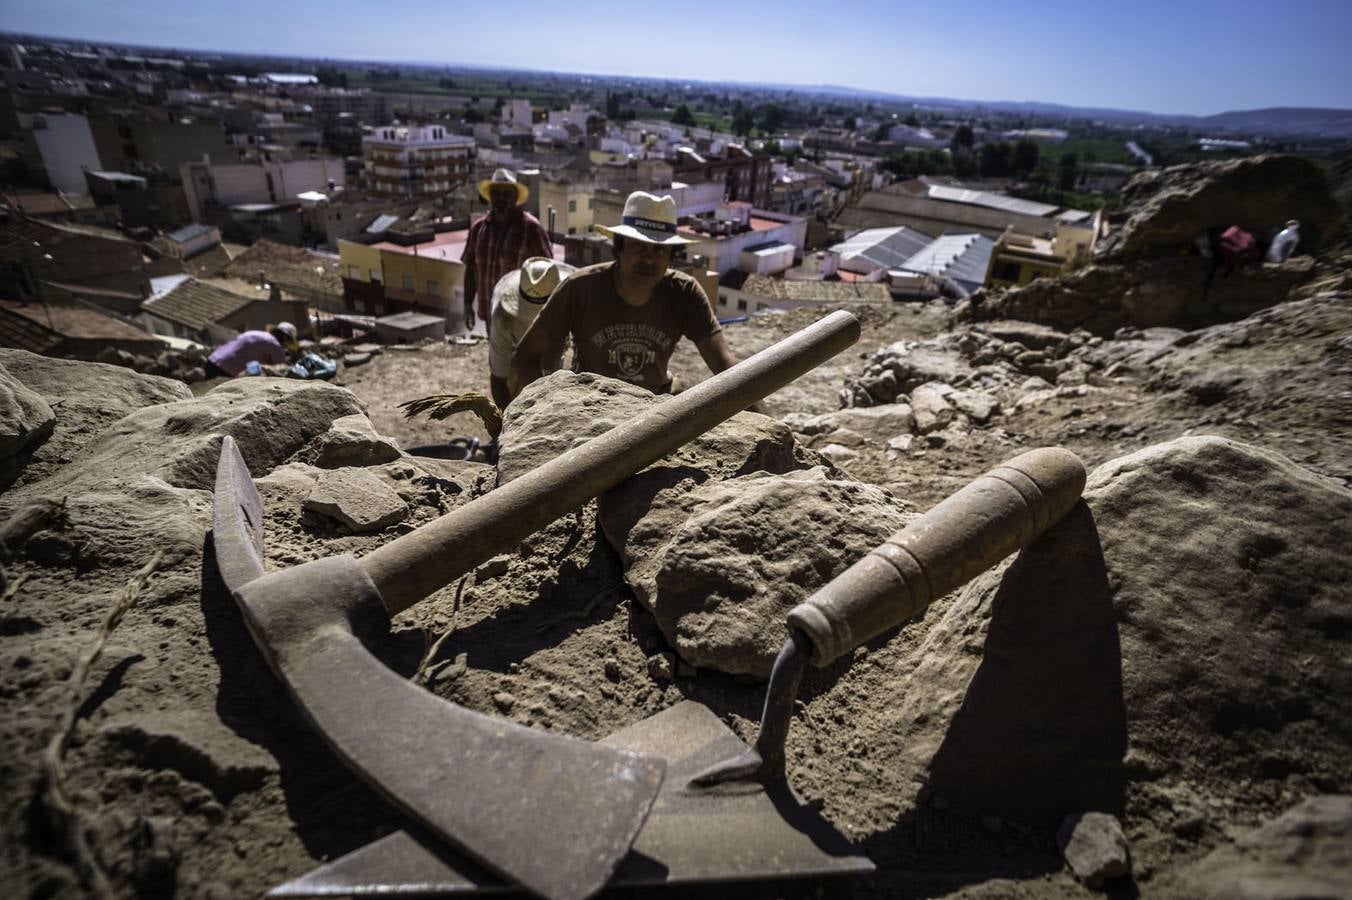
left=205, top=322, right=299, bottom=377
left=511, top=190, right=766, bottom=413
left=487, top=257, right=575, bottom=409
left=462, top=168, right=552, bottom=338
left=1266, top=220, right=1301, bottom=263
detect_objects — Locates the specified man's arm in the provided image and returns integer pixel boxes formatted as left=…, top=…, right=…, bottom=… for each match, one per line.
left=510, top=322, right=564, bottom=397
left=694, top=332, right=769, bottom=414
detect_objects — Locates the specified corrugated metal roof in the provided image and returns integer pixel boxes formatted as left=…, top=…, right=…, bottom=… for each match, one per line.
left=142, top=278, right=255, bottom=329
left=367, top=214, right=400, bottom=233
left=926, top=184, right=1059, bottom=218
left=831, top=226, right=935, bottom=273
left=167, top=223, right=216, bottom=244
left=899, top=233, right=996, bottom=290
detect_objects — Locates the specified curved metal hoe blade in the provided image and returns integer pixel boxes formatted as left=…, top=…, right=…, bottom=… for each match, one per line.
left=211, top=436, right=664, bottom=900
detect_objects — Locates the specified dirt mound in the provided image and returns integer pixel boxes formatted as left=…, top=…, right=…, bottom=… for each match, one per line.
left=1, top=296, right=1349, bottom=900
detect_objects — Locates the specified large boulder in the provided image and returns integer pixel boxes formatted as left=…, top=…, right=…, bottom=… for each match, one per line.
left=611, top=466, right=912, bottom=678
left=924, top=436, right=1352, bottom=819
left=0, top=349, right=190, bottom=488
left=7, top=378, right=364, bottom=501
left=499, top=370, right=821, bottom=536
left=1104, top=155, right=1342, bottom=258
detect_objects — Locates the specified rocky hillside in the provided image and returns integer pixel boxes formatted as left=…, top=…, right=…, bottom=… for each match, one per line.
left=2, top=268, right=1350, bottom=898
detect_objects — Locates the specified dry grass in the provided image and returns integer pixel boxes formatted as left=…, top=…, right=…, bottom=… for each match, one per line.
left=398, top=391, right=503, bottom=439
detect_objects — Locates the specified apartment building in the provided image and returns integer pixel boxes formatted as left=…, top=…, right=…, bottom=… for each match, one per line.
left=362, top=125, right=473, bottom=198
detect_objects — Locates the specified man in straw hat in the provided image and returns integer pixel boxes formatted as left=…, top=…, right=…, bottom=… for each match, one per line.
left=511, top=190, right=765, bottom=412
left=487, top=256, right=576, bottom=408
left=462, top=168, right=551, bottom=337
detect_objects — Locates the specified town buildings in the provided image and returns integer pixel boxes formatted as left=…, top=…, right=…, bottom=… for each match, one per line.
left=362, top=125, right=473, bottom=198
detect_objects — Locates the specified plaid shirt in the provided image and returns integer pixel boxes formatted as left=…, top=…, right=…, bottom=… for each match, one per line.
left=463, top=210, right=552, bottom=320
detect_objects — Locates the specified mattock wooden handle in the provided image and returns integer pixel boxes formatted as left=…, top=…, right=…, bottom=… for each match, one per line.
left=787, top=447, right=1087, bottom=666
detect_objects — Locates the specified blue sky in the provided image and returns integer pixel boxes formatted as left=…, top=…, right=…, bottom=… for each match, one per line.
left=3, top=0, right=1351, bottom=116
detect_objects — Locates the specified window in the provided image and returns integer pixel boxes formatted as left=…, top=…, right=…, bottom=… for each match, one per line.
left=718, top=293, right=728, bottom=307
left=992, top=261, right=1022, bottom=283
left=348, top=265, right=360, bottom=279
left=568, top=199, right=577, bottom=213
left=736, top=299, right=747, bottom=311
left=587, top=197, right=593, bottom=210
left=370, top=269, right=382, bottom=283
left=426, top=280, right=439, bottom=295
left=568, top=227, right=576, bottom=235
left=402, top=274, right=414, bottom=291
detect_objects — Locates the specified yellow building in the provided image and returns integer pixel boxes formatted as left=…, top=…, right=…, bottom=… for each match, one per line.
left=536, top=180, right=594, bottom=237
left=338, top=229, right=468, bottom=318
left=986, top=218, right=1097, bottom=289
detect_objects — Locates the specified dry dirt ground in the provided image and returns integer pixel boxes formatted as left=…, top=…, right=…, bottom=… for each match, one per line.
left=2, top=296, right=1349, bottom=900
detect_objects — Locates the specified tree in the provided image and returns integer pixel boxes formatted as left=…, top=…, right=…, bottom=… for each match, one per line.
left=1013, top=138, right=1040, bottom=176
left=842, top=116, right=857, bottom=132
left=605, top=91, right=620, bottom=119
left=463, top=107, right=484, bottom=124
left=905, top=112, right=920, bottom=127
left=1058, top=152, right=1079, bottom=191
left=672, top=103, right=695, bottom=127
left=731, top=102, right=754, bottom=136
left=950, top=124, right=974, bottom=154
left=760, top=103, right=785, bottom=133
left=979, top=141, right=1013, bottom=177
left=873, top=122, right=891, bottom=143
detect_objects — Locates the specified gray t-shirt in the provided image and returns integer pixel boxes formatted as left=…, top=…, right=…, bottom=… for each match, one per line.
left=526, top=262, right=720, bottom=392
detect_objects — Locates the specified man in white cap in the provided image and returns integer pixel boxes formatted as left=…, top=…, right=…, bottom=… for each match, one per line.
left=511, top=190, right=764, bottom=411
left=487, top=256, right=575, bottom=408
left=462, top=168, right=552, bottom=337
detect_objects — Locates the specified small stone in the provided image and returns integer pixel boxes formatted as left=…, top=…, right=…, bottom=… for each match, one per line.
left=475, top=555, right=511, bottom=581
left=602, top=658, right=622, bottom=682
left=492, top=692, right=516, bottom=713
left=646, top=653, right=675, bottom=681
left=885, top=434, right=913, bottom=453
left=304, top=468, right=409, bottom=533
left=1058, top=811, right=1131, bottom=888
left=827, top=427, right=866, bottom=448
left=818, top=443, right=858, bottom=464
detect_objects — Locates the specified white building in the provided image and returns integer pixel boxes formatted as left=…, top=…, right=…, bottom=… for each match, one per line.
left=25, top=112, right=101, bottom=194
left=180, top=157, right=346, bottom=222
left=362, top=124, right=473, bottom=198
left=678, top=202, right=807, bottom=277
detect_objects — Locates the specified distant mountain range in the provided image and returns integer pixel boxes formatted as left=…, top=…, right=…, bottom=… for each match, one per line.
left=6, top=30, right=1351, bottom=140
left=780, top=85, right=1352, bottom=139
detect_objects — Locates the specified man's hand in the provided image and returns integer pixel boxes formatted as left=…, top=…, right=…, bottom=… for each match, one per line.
left=464, top=307, right=476, bottom=333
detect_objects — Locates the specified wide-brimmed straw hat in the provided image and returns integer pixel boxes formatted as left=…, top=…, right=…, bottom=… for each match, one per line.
left=594, top=191, right=693, bottom=246
left=478, top=168, right=529, bottom=205
left=498, top=257, right=575, bottom=320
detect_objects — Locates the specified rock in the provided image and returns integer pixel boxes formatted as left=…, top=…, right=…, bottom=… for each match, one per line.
left=300, top=414, right=402, bottom=468
left=885, top=434, right=913, bottom=453
left=927, top=437, right=1352, bottom=819
left=873, top=341, right=973, bottom=392
left=304, top=468, right=409, bottom=533
left=818, top=443, right=858, bottom=464
left=1, top=350, right=193, bottom=490
left=0, top=362, right=55, bottom=466
left=909, top=383, right=957, bottom=434
left=824, top=427, right=865, bottom=448
left=1020, top=376, right=1052, bottom=393
left=342, top=352, right=372, bottom=367
left=974, top=320, right=1072, bottom=353
left=646, top=653, right=675, bottom=681
left=492, top=692, right=516, bottom=713
left=6, top=377, right=364, bottom=504
left=1106, top=155, right=1342, bottom=258
left=100, top=711, right=277, bottom=800
left=818, top=404, right=916, bottom=437
left=949, top=390, right=999, bottom=423
left=1058, top=812, right=1131, bottom=888
left=1177, top=795, right=1352, bottom=899
left=474, top=555, right=511, bottom=581
left=610, top=467, right=911, bottom=678
left=499, top=371, right=818, bottom=489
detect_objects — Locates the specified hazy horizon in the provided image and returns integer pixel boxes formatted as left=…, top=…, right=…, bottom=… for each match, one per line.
left=4, top=0, right=1351, bottom=117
